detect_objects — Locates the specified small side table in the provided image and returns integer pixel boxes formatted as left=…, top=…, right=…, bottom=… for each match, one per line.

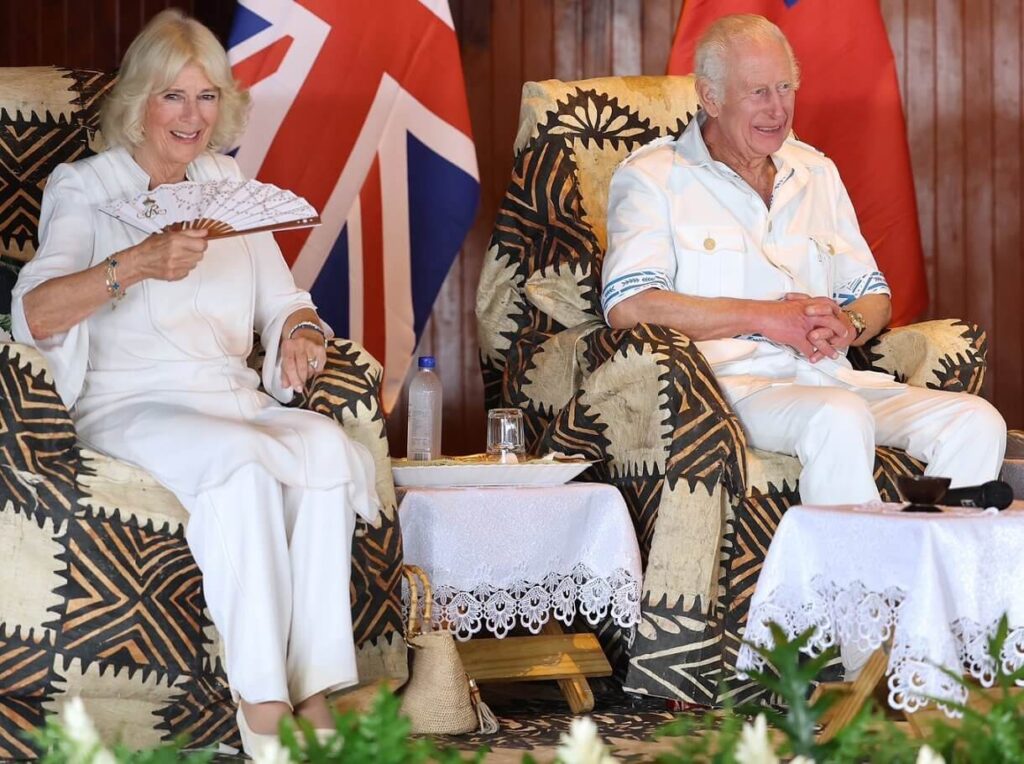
left=737, top=501, right=1024, bottom=738
left=397, top=482, right=643, bottom=713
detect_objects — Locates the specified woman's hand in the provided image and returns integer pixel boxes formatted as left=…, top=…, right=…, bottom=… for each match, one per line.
left=280, top=328, right=327, bottom=392
left=123, top=229, right=209, bottom=283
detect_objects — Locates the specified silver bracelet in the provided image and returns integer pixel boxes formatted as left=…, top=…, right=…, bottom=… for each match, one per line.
left=288, top=320, right=327, bottom=346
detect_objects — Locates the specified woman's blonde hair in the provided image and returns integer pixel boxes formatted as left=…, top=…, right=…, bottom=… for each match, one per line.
left=100, top=9, right=250, bottom=151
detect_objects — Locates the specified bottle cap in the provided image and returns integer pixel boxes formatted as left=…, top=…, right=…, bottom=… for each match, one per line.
left=418, top=356, right=436, bottom=369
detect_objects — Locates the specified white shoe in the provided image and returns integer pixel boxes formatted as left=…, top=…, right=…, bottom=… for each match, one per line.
left=236, top=706, right=281, bottom=759
left=314, top=728, right=335, bottom=745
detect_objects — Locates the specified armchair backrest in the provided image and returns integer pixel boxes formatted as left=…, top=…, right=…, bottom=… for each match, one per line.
left=476, top=75, right=699, bottom=410
left=0, top=67, right=114, bottom=317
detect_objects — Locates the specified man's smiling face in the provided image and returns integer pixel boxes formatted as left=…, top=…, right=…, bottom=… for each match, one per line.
left=707, top=37, right=797, bottom=163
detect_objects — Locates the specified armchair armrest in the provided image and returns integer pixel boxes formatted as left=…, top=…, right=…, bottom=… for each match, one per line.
left=304, top=337, right=404, bottom=659
left=848, top=319, right=988, bottom=395
left=537, top=322, right=746, bottom=497
left=305, top=337, right=396, bottom=513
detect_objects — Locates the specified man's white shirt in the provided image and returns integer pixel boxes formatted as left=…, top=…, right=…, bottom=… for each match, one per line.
left=602, top=111, right=902, bottom=403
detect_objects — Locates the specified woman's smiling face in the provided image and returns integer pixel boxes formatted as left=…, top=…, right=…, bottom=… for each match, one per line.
left=138, top=62, right=220, bottom=179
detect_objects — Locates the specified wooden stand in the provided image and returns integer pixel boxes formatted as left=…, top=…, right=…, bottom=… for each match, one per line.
left=810, top=646, right=1019, bottom=741
left=810, top=647, right=891, bottom=742
left=455, top=620, right=611, bottom=713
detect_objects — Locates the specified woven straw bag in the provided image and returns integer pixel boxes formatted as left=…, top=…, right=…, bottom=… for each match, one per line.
left=398, top=565, right=498, bottom=735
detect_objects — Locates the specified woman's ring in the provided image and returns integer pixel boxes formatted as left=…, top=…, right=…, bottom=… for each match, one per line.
left=308, top=358, right=319, bottom=370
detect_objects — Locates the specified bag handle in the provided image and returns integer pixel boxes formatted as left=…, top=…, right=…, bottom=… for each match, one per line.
left=402, top=564, right=434, bottom=638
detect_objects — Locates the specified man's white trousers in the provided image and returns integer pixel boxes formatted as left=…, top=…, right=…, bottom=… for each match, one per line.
left=183, top=463, right=358, bottom=705
left=730, top=369, right=1007, bottom=506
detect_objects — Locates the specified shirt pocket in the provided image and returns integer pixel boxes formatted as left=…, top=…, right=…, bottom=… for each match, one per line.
left=674, top=225, right=747, bottom=298
left=807, top=233, right=852, bottom=300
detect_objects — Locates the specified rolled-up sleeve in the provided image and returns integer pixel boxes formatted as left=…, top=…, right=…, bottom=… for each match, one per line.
left=602, top=163, right=675, bottom=322
left=11, top=164, right=95, bottom=408
left=829, top=167, right=891, bottom=306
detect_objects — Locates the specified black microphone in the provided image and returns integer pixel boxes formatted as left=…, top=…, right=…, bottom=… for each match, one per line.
left=941, top=480, right=1014, bottom=510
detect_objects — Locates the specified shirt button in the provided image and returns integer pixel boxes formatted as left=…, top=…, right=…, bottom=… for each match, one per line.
left=768, top=221, right=773, bottom=233
left=703, top=237, right=716, bottom=251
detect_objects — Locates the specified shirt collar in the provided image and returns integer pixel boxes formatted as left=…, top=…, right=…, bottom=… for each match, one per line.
left=677, top=109, right=806, bottom=185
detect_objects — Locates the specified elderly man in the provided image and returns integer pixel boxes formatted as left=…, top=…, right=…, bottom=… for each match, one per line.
left=602, top=14, right=1005, bottom=505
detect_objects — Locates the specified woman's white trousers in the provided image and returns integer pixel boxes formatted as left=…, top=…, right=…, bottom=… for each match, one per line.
left=182, top=463, right=358, bottom=705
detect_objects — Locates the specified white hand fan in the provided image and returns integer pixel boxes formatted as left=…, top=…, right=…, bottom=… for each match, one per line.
left=100, top=179, right=321, bottom=239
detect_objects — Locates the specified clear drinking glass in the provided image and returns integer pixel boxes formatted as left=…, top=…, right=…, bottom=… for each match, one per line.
left=486, top=408, right=525, bottom=463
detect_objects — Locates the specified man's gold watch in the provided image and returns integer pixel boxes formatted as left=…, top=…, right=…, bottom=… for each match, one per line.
left=843, top=308, right=867, bottom=339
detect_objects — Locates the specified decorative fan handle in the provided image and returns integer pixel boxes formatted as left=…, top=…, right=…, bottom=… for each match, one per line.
left=163, top=216, right=322, bottom=240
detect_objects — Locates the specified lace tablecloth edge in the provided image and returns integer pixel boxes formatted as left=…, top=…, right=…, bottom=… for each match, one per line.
left=734, top=576, right=1024, bottom=716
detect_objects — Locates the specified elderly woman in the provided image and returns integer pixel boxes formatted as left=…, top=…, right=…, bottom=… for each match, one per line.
left=11, top=9, right=376, bottom=755
left=602, top=14, right=1005, bottom=505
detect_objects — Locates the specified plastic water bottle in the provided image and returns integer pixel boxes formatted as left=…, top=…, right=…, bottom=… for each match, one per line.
left=407, top=356, right=442, bottom=461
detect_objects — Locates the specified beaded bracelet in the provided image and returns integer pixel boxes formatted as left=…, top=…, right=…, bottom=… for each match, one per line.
left=105, top=254, right=126, bottom=305
left=288, top=320, right=327, bottom=346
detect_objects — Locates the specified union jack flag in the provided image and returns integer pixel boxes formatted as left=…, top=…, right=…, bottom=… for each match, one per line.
left=227, top=0, right=479, bottom=410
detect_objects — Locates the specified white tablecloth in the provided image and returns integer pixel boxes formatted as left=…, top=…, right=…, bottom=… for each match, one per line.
left=736, top=502, right=1024, bottom=713
left=398, top=483, right=643, bottom=640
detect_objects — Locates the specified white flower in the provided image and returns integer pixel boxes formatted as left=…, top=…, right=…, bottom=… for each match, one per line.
left=556, top=717, right=618, bottom=764
left=91, top=750, right=117, bottom=764
left=916, top=746, right=946, bottom=764
left=735, top=714, right=779, bottom=764
left=252, top=737, right=293, bottom=764
left=59, top=697, right=117, bottom=764
left=61, top=697, right=101, bottom=747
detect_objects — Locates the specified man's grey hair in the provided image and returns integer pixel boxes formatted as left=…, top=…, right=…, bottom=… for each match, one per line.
left=694, top=14, right=801, bottom=104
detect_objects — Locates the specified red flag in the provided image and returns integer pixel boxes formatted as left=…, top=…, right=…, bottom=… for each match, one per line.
left=668, top=1, right=927, bottom=325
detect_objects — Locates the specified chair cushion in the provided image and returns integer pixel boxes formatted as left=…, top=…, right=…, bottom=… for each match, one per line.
left=478, top=77, right=700, bottom=398
left=515, top=76, right=698, bottom=255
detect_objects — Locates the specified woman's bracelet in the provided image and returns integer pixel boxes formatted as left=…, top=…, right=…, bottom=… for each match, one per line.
left=104, top=254, right=126, bottom=305
left=288, top=320, right=327, bottom=346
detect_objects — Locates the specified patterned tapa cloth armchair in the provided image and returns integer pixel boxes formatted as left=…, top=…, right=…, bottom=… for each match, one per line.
left=0, top=67, right=406, bottom=757
left=476, top=75, right=988, bottom=705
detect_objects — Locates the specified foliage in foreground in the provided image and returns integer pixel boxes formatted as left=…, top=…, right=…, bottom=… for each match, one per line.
left=654, top=616, right=1024, bottom=764
left=25, top=616, right=1024, bottom=763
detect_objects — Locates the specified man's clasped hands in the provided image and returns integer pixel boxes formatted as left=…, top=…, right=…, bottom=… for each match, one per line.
left=763, top=292, right=858, bottom=363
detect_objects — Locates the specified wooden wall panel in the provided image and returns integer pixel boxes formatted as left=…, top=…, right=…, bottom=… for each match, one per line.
left=882, top=0, right=1024, bottom=425
left=902, top=0, right=939, bottom=315
left=992, top=0, right=1024, bottom=428
left=2, top=0, right=1023, bottom=453
left=0, top=0, right=235, bottom=70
